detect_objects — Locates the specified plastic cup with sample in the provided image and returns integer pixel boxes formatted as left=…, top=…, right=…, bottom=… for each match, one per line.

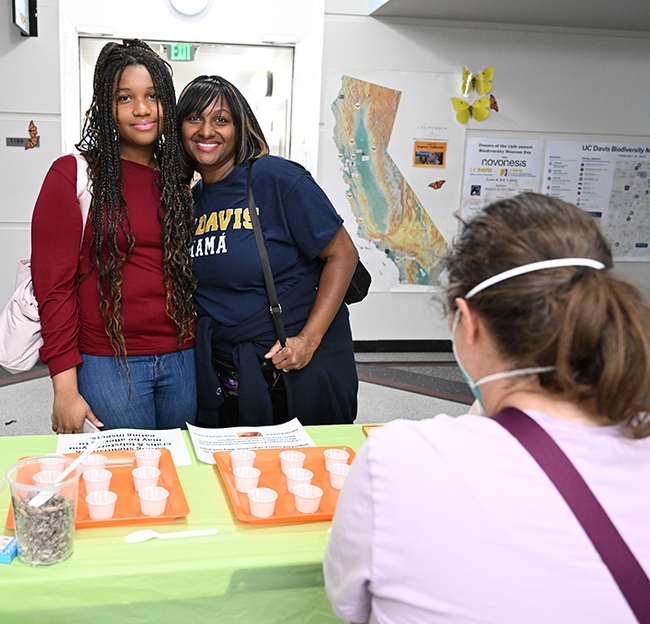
left=233, top=467, right=261, bottom=493
left=138, top=486, right=169, bottom=517
left=327, top=462, right=350, bottom=490
left=5, top=456, right=81, bottom=566
left=39, top=454, right=67, bottom=473
left=33, top=470, right=63, bottom=485
left=85, top=490, right=118, bottom=521
left=132, top=466, right=161, bottom=493
left=247, top=487, right=278, bottom=518
left=279, top=450, right=305, bottom=473
left=80, top=453, right=107, bottom=474
left=82, top=469, right=112, bottom=494
left=230, top=449, right=256, bottom=470
left=135, top=449, right=161, bottom=469
left=285, top=467, right=313, bottom=494
left=323, top=448, right=350, bottom=469
left=293, top=484, right=323, bottom=514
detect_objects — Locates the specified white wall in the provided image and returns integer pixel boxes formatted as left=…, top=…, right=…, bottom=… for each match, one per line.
left=0, top=0, right=61, bottom=310
left=59, top=0, right=323, bottom=169
left=319, top=10, right=650, bottom=340
left=0, top=0, right=325, bottom=309
left=2, top=1, right=649, bottom=346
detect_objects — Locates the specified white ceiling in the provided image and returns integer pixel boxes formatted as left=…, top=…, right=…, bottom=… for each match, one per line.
left=369, top=0, right=650, bottom=32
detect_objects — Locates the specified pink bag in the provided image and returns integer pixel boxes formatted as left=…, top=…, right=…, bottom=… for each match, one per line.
left=0, top=153, right=92, bottom=374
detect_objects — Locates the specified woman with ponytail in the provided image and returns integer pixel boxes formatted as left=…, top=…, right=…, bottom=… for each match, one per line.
left=325, top=194, right=650, bottom=623
left=31, top=40, right=196, bottom=433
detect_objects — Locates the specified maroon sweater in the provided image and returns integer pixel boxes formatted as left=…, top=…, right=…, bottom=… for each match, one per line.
left=31, top=155, right=193, bottom=377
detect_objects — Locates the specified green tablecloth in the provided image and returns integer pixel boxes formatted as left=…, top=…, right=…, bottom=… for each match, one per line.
left=0, top=425, right=367, bottom=623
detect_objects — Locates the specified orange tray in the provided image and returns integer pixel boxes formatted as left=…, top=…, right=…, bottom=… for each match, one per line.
left=6, top=448, right=190, bottom=530
left=214, top=446, right=355, bottom=525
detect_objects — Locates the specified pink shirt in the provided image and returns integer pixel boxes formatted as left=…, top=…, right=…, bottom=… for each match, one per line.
left=324, top=410, right=650, bottom=624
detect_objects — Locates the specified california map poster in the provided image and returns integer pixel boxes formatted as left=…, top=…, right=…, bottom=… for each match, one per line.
left=321, top=70, right=465, bottom=291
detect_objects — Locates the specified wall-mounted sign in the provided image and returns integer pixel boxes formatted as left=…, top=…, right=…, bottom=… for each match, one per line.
left=6, top=120, right=40, bottom=149
left=6, top=137, right=39, bottom=148
left=166, top=43, right=196, bottom=62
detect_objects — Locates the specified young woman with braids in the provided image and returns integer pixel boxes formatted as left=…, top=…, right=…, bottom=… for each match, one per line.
left=325, top=194, right=650, bottom=624
left=31, top=40, right=197, bottom=433
left=176, top=75, right=359, bottom=427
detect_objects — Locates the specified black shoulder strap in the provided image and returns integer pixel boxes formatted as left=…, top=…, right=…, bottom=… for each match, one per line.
left=246, top=160, right=287, bottom=348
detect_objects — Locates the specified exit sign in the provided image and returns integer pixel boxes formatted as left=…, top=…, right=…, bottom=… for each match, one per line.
left=167, top=44, right=195, bottom=62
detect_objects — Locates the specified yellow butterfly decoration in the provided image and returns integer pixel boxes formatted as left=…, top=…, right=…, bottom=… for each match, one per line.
left=461, top=67, right=495, bottom=96
left=451, top=97, right=491, bottom=124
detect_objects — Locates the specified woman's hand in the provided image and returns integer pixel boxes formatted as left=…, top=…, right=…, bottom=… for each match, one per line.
left=51, top=369, right=103, bottom=434
left=265, top=334, right=318, bottom=370
left=264, top=225, right=358, bottom=371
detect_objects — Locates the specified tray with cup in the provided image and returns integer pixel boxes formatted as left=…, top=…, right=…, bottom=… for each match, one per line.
left=213, top=446, right=355, bottom=524
left=6, top=448, right=189, bottom=529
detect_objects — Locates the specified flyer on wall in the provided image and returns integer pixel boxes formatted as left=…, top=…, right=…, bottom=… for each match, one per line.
left=544, top=140, right=650, bottom=261
left=460, top=137, right=545, bottom=220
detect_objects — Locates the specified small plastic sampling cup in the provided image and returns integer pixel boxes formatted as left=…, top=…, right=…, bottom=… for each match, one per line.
left=85, top=490, right=118, bottom=521
left=33, top=470, right=63, bottom=485
left=138, top=486, right=169, bottom=517
left=82, top=469, right=112, bottom=494
left=327, top=463, right=350, bottom=490
left=135, top=449, right=161, bottom=469
left=323, top=448, right=350, bottom=469
left=247, top=487, right=278, bottom=518
left=230, top=449, right=256, bottom=470
left=285, top=467, right=313, bottom=494
left=39, top=455, right=67, bottom=473
left=233, top=467, right=261, bottom=493
left=81, top=453, right=107, bottom=474
left=293, top=484, right=323, bottom=514
left=132, top=466, right=161, bottom=493
left=279, top=450, right=306, bottom=473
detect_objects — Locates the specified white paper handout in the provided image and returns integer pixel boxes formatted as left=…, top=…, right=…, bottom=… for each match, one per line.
left=187, top=418, right=316, bottom=464
left=56, top=428, right=192, bottom=466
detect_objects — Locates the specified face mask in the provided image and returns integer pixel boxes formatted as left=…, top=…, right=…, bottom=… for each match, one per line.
left=452, top=257, right=606, bottom=411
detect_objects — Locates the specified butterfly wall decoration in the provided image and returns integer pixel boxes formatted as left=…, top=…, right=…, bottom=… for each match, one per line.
left=451, top=66, right=499, bottom=124
left=25, top=121, right=39, bottom=150
left=451, top=98, right=492, bottom=124
left=461, top=67, right=494, bottom=96
left=428, top=180, right=446, bottom=190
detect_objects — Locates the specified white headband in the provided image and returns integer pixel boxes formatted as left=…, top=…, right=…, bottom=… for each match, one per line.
left=465, top=258, right=606, bottom=300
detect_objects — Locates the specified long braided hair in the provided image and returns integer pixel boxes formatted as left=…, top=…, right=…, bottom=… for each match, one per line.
left=76, top=40, right=195, bottom=360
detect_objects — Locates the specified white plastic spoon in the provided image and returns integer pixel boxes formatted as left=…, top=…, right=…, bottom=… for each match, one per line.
left=123, top=528, right=219, bottom=543
left=29, top=437, right=104, bottom=508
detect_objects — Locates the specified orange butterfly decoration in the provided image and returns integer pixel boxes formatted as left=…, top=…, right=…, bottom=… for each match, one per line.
left=489, top=95, right=499, bottom=112
left=429, top=180, right=446, bottom=190
left=25, top=120, right=39, bottom=150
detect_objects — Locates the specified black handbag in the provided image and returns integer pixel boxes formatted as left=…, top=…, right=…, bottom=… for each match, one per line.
left=344, top=260, right=371, bottom=305
left=246, top=160, right=371, bottom=345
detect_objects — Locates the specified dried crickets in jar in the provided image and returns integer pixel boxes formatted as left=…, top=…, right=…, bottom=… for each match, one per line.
left=12, top=492, right=75, bottom=566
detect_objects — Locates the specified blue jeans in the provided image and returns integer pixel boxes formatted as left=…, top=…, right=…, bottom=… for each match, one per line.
left=77, top=350, right=197, bottom=430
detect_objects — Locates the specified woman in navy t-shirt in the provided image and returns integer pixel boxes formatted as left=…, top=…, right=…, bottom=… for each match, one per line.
left=177, top=75, right=359, bottom=427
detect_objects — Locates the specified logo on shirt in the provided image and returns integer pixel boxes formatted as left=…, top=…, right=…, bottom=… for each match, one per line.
left=191, top=207, right=253, bottom=257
